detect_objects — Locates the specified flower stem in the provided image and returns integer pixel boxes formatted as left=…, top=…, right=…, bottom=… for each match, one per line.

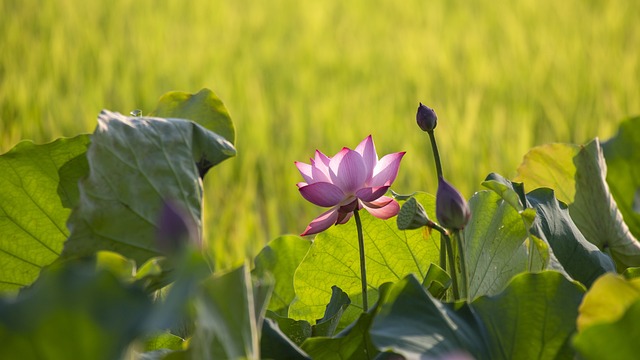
left=440, top=238, right=446, bottom=272
left=427, top=130, right=446, bottom=277
left=424, top=220, right=459, bottom=300
left=427, top=130, right=443, bottom=178
left=451, top=230, right=469, bottom=300
left=353, top=209, right=368, bottom=312
left=443, top=233, right=459, bottom=300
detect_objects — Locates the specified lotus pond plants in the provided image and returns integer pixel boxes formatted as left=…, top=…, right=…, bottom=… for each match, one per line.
left=1, top=88, right=640, bottom=359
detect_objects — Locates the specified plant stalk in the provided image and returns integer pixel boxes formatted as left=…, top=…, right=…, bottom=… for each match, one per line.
left=442, top=232, right=459, bottom=300
left=427, top=130, right=443, bottom=178
left=427, top=130, right=447, bottom=281
left=353, top=209, right=368, bottom=312
left=426, top=220, right=459, bottom=301
left=451, top=230, right=469, bottom=300
left=440, top=238, right=446, bottom=272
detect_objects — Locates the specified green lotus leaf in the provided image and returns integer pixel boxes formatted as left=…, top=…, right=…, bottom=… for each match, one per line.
left=63, top=110, right=235, bottom=264
left=290, top=193, right=440, bottom=328
left=0, top=135, right=90, bottom=293
left=253, top=235, right=311, bottom=316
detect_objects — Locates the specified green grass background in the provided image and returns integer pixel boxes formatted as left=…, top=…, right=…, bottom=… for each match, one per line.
left=1, top=0, right=638, bottom=268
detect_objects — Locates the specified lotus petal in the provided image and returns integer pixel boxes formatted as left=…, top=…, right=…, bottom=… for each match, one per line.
left=362, top=196, right=400, bottom=219
left=301, top=208, right=340, bottom=236
left=356, top=185, right=390, bottom=202
left=295, top=161, right=314, bottom=183
left=312, top=150, right=332, bottom=183
left=355, top=135, right=377, bottom=180
left=330, top=149, right=367, bottom=194
left=370, top=152, right=405, bottom=187
left=299, top=182, right=345, bottom=207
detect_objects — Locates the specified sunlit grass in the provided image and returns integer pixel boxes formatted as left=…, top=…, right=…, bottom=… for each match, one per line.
left=1, top=0, right=638, bottom=268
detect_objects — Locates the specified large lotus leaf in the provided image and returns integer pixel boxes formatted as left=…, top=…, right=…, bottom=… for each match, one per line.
left=527, top=188, right=615, bottom=287
left=513, top=134, right=640, bottom=270
left=191, top=264, right=272, bottom=360
left=144, top=247, right=211, bottom=334
left=265, top=311, right=313, bottom=346
left=142, top=331, right=186, bottom=352
left=472, top=271, right=585, bottom=360
left=602, top=116, right=640, bottom=239
left=482, top=173, right=528, bottom=212
left=576, top=273, right=640, bottom=331
left=62, top=110, right=235, bottom=264
left=0, top=259, right=152, bottom=360
left=302, top=312, right=378, bottom=360
left=260, top=318, right=311, bottom=360
left=264, top=285, right=350, bottom=349
left=464, top=190, right=530, bottom=299
left=0, top=135, right=90, bottom=293
left=312, top=285, right=351, bottom=337
left=514, top=143, right=580, bottom=205
left=289, top=194, right=440, bottom=328
left=301, top=282, right=393, bottom=360
left=253, top=235, right=311, bottom=316
left=573, top=138, right=640, bottom=270
left=370, top=274, right=489, bottom=359
left=573, top=299, right=640, bottom=360
left=150, top=88, right=235, bottom=145
left=481, top=174, right=571, bottom=277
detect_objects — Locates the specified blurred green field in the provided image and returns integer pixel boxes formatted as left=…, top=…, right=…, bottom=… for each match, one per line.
left=1, top=0, right=638, bottom=268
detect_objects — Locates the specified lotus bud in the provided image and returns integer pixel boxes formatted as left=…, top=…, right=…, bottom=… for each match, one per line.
left=416, top=103, right=438, bottom=132
left=436, top=176, right=471, bottom=230
left=156, top=200, right=199, bottom=254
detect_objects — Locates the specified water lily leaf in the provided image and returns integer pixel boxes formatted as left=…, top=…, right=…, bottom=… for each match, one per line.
left=253, top=235, right=311, bottom=316
left=191, top=264, right=272, bottom=360
left=514, top=143, right=580, bottom=205
left=63, top=110, right=235, bottom=265
left=150, top=88, right=235, bottom=145
left=0, top=259, right=152, bottom=360
left=472, top=271, right=585, bottom=360
left=464, top=190, right=530, bottom=299
left=0, top=135, right=90, bottom=293
left=573, top=299, right=640, bottom=360
left=576, top=273, right=640, bottom=331
left=527, top=188, right=615, bottom=287
left=370, top=274, right=488, bottom=359
left=290, top=193, right=440, bottom=328
left=602, top=116, right=640, bottom=240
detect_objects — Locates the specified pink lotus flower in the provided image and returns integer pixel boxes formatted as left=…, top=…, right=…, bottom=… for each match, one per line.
left=296, top=135, right=405, bottom=236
